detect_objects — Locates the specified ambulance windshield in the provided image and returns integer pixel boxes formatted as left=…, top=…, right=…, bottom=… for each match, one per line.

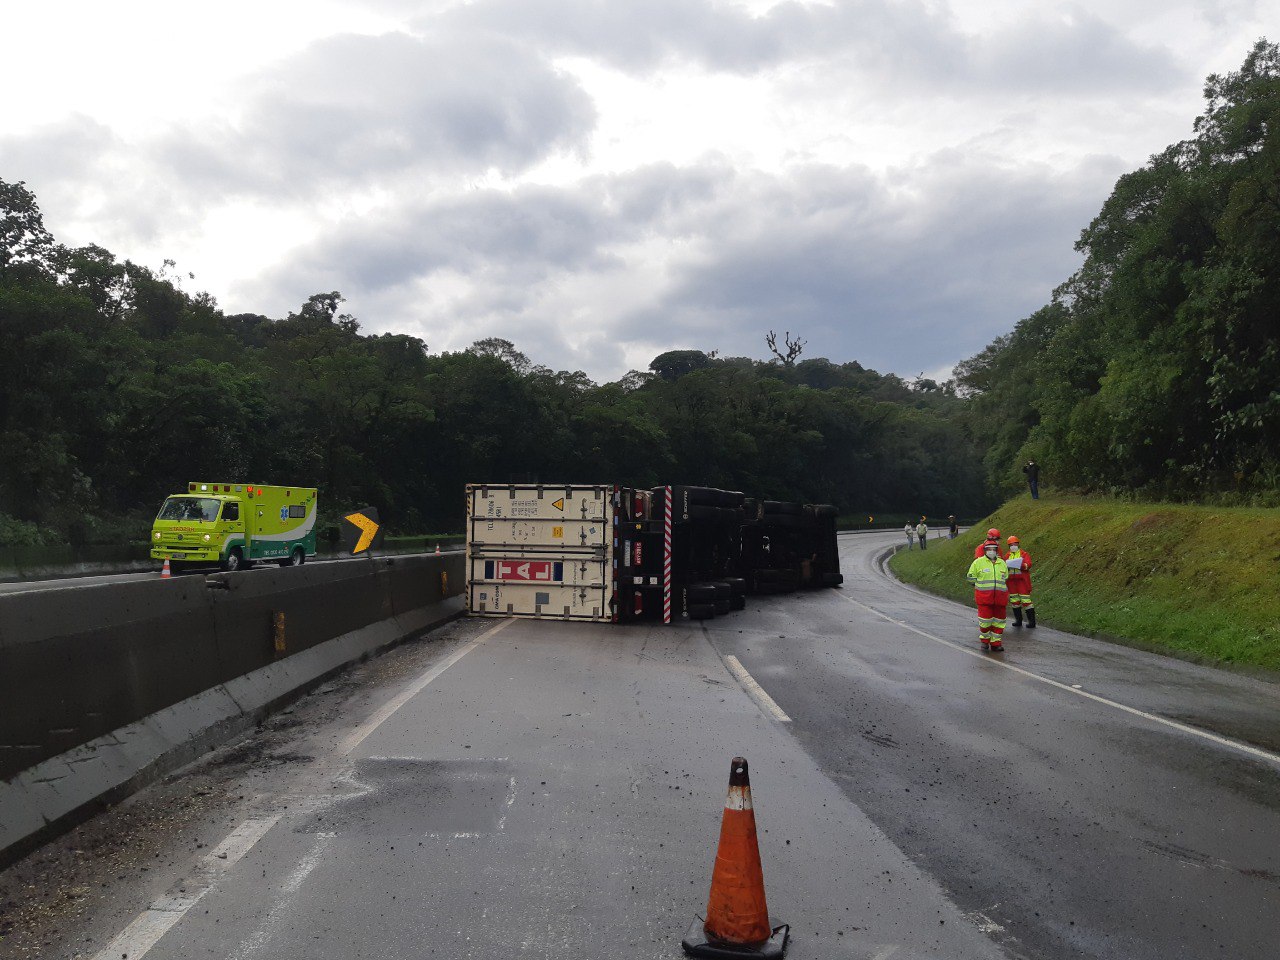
left=157, top=497, right=221, bottom=522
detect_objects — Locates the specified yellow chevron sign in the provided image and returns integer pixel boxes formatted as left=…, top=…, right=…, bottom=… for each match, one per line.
left=344, top=511, right=380, bottom=554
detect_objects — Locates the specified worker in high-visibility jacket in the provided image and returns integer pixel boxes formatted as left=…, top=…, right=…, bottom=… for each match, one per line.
left=1003, top=535, right=1035, bottom=628
left=966, top=541, right=1009, bottom=651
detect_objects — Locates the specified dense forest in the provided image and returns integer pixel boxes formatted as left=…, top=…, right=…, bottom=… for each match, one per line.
left=0, top=185, right=986, bottom=544
left=957, top=40, right=1280, bottom=503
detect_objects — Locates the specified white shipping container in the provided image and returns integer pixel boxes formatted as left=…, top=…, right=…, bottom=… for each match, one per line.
left=466, top=484, right=614, bottom=620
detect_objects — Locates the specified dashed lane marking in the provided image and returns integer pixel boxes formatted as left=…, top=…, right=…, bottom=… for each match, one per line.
left=93, top=618, right=515, bottom=959
left=834, top=591, right=1280, bottom=768
left=723, top=654, right=792, bottom=722
left=91, top=814, right=282, bottom=960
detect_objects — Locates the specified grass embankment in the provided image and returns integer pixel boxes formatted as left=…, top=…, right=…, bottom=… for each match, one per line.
left=889, top=497, right=1280, bottom=674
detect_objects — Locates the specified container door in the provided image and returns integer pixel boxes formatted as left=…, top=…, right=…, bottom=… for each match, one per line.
left=466, top=484, right=612, bottom=620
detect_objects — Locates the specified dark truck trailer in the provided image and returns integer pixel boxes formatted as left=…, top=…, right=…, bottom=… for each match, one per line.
left=465, top=482, right=841, bottom=625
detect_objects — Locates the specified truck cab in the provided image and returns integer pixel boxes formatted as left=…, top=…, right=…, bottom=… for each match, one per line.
left=151, top=482, right=318, bottom=571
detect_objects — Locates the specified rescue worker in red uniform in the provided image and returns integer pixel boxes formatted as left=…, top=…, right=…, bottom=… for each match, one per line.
left=966, top=541, right=1009, bottom=651
left=974, top=527, right=1001, bottom=558
left=1003, top=535, right=1035, bottom=628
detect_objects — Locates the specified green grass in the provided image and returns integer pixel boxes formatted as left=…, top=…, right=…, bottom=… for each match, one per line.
left=889, top=495, right=1280, bottom=674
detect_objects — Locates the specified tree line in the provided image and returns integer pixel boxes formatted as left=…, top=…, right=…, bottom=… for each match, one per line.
left=0, top=184, right=988, bottom=545
left=956, top=40, right=1280, bottom=503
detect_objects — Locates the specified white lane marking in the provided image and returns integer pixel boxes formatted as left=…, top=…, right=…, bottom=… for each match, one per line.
left=724, top=655, right=792, bottom=722
left=337, top=617, right=514, bottom=755
left=92, top=814, right=282, bottom=960
left=835, top=592, right=1280, bottom=768
left=871, top=946, right=900, bottom=960
left=228, top=833, right=334, bottom=960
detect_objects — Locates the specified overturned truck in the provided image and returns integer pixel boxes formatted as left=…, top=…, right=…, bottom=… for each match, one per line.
left=466, top=483, right=843, bottom=624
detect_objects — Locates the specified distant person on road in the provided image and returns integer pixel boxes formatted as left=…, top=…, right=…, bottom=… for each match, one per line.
left=948, top=515, right=958, bottom=540
left=974, top=527, right=1001, bottom=558
left=1003, top=535, right=1035, bottom=628
left=966, top=541, right=1009, bottom=651
left=916, top=517, right=929, bottom=550
left=1023, top=460, right=1040, bottom=499
left=904, top=522, right=915, bottom=550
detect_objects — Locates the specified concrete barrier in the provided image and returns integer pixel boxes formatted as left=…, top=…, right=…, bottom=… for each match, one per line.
left=0, top=553, right=464, bottom=864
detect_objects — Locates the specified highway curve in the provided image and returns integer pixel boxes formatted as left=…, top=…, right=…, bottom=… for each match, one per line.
left=2, top=533, right=1278, bottom=959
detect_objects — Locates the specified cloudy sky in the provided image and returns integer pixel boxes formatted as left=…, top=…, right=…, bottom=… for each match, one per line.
left=2, top=1, right=1271, bottom=382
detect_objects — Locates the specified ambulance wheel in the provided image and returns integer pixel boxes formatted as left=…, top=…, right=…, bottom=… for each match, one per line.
left=221, top=548, right=244, bottom=572
left=279, top=547, right=305, bottom=567
left=687, top=603, right=716, bottom=620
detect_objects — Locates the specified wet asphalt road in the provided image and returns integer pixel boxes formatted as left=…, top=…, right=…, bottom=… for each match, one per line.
left=5, top=533, right=1280, bottom=960
left=705, top=533, right=1280, bottom=959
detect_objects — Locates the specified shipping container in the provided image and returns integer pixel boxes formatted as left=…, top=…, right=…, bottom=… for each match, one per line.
left=465, top=481, right=840, bottom=624
left=467, top=484, right=617, bottom=621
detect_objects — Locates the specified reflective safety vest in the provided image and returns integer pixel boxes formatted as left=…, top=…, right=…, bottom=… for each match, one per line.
left=1003, top=547, right=1032, bottom=589
left=966, top=555, right=1009, bottom=602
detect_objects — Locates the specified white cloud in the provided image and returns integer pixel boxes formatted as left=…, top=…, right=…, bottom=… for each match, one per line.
left=0, top=0, right=1273, bottom=382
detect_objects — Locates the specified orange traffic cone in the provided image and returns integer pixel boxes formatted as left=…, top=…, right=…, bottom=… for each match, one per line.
left=682, top=757, right=788, bottom=957
left=160, top=558, right=172, bottom=579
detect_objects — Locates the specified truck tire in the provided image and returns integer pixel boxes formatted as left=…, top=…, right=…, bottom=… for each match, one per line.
left=687, top=602, right=716, bottom=621
left=686, top=504, right=720, bottom=522
left=684, top=584, right=718, bottom=605
left=821, top=572, right=844, bottom=587
left=221, top=547, right=244, bottom=572
left=279, top=547, right=306, bottom=567
left=762, top=500, right=804, bottom=516
left=708, top=581, right=733, bottom=615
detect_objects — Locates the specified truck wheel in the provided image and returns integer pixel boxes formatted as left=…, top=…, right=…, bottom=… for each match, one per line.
left=708, top=581, right=732, bottom=615
left=221, top=547, right=243, bottom=572
left=279, top=547, right=305, bottom=567
left=685, top=584, right=718, bottom=604
left=687, top=602, right=716, bottom=620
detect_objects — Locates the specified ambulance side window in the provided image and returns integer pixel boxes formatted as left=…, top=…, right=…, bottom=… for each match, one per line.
left=288, top=505, right=306, bottom=519
left=222, top=502, right=240, bottom=522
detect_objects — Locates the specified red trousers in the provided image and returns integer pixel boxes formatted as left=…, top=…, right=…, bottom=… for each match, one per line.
left=976, top=600, right=1007, bottom=642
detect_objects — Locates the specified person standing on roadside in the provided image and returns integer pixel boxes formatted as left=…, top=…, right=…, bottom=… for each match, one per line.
left=915, top=517, right=929, bottom=550
left=904, top=522, right=916, bottom=550
left=1023, top=460, right=1040, bottom=499
left=974, top=527, right=1001, bottom=557
left=966, top=541, right=1009, bottom=651
left=1003, top=535, right=1035, bottom=628
left=948, top=515, right=958, bottom=540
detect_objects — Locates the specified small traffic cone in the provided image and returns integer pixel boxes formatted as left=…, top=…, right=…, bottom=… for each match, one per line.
left=682, top=758, right=788, bottom=958
left=160, top=558, right=172, bottom=579
left=435, top=544, right=441, bottom=555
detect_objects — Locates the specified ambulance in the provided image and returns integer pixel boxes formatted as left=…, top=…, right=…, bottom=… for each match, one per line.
left=150, top=482, right=318, bottom=572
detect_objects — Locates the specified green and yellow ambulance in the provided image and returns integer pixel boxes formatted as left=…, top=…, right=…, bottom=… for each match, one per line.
left=150, top=482, right=318, bottom=572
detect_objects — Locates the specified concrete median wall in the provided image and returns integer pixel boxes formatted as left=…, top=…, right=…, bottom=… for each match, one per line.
left=0, top=554, right=463, bottom=863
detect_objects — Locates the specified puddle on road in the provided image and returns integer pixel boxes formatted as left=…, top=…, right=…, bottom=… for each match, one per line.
left=297, top=758, right=516, bottom=837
